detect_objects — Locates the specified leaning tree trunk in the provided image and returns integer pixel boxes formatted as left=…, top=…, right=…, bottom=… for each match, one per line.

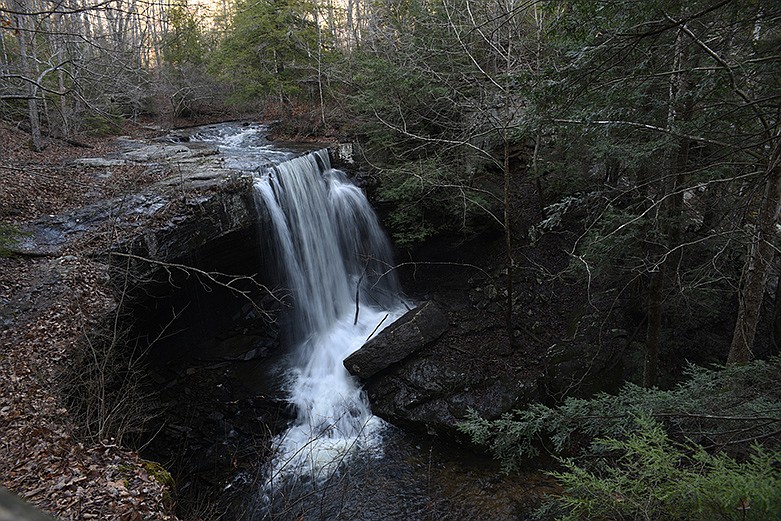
left=728, top=137, right=781, bottom=365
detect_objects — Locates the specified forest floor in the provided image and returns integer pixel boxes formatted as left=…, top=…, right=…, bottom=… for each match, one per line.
left=0, top=121, right=183, bottom=520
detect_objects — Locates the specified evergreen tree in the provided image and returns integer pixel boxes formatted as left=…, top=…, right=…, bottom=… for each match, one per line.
left=211, top=0, right=322, bottom=104
left=535, top=0, right=781, bottom=376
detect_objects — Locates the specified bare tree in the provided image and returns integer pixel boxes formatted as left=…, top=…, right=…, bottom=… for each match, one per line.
left=0, top=0, right=216, bottom=139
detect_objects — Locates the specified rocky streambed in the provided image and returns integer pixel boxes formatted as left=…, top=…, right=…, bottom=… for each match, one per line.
left=5, top=122, right=594, bottom=520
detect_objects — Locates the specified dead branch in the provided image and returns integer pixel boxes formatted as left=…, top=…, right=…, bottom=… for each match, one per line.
left=353, top=274, right=363, bottom=326
left=109, top=251, right=287, bottom=323
left=366, top=314, right=389, bottom=342
left=375, top=260, right=492, bottom=286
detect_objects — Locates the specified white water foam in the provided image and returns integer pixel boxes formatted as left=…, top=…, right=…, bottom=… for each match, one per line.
left=191, top=122, right=293, bottom=170
left=253, top=150, right=406, bottom=487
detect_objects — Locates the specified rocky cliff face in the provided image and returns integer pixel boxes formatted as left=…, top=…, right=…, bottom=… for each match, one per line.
left=6, top=135, right=290, bottom=518
left=342, top=224, right=628, bottom=438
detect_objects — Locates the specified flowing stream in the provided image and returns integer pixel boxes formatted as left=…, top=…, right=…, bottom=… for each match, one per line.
left=181, top=123, right=551, bottom=521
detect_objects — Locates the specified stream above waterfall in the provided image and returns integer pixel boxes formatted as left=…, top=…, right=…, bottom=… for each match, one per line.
left=135, top=122, right=554, bottom=520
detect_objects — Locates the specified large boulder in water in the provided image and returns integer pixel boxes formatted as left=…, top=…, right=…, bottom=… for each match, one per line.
left=363, top=357, right=537, bottom=437
left=346, top=300, right=539, bottom=437
left=344, top=301, right=449, bottom=380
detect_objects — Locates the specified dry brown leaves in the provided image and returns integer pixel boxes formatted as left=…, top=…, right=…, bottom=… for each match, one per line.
left=0, top=123, right=167, bottom=221
left=1, top=122, right=180, bottom=520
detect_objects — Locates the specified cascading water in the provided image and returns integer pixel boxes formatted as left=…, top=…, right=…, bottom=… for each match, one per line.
left=253, top=150, right=407, bottom=494
left=165, top=124, right=544, bottom=521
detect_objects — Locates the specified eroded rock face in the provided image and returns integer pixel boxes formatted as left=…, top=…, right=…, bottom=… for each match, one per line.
left=118, top=180, right=258, bottom=281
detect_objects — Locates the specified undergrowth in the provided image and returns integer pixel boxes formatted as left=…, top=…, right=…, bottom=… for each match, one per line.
left=0, top=224, right=24, bottom=256
left=459, top=357, right=781, bottom=469
left=538, top=417, right=781, bottom=521
left=458, top=357, right=781, bottom=520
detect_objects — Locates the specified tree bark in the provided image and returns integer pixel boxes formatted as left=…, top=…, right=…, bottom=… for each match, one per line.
left=728, top=137, right=781, bottom=365
left=644, top=23, right=687, bottom=387
left=772, top=258, right=781, bottom=356
left=644, top=263, right=665, bottom=387
left=504, top=136, right=514, bottom=345
left=14, top=0, right=42, bottom=151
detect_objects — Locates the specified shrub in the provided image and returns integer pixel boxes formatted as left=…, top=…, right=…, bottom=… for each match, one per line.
left=541, top=417, right=781, bottom=521
left=458, top=357, right=781, bottom=472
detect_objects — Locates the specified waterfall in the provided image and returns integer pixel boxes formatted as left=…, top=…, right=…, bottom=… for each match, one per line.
left=253, top=150, right=405, bottom=487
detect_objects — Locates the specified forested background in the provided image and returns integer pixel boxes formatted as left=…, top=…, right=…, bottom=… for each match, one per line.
left=3, top=0, right=779, bottom=369
left=2, top=0, right=780, bottom=518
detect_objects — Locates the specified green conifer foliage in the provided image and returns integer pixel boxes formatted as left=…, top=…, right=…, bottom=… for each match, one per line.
left=544, top=419, right=781, bottom=521
left=210, top=0, right=322, bottom=103
left=459, top=358, right=781, bottom=468
left=460, top=359, right=781, bottom=520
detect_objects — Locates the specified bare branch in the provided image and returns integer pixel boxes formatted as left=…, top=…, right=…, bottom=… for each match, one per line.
left=110, top=252, right=286, bottom=323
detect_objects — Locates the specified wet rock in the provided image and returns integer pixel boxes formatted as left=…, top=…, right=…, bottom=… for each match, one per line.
left=344, top=301, right=449, bottom=380
left=72, top=157, right=128, bottom=167
left=122, top=143, right=217, bottom=162
left=348, top=299, right=542, bottom=437
left=363, top=356, right=538, bottom=437
left=11, top=193, right=162, bottom=255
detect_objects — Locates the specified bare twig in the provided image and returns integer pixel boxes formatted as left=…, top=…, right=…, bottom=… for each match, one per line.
left=110, top=251, right=286, bottom=322
left=366, top=314, right=389, bottom=342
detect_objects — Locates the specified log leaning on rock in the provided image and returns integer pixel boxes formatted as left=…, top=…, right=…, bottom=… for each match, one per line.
left=344, top=301, right=449, bottom=380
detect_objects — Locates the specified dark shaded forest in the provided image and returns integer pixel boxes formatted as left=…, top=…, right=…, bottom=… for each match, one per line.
left=2, top=0, right=780, bottom=519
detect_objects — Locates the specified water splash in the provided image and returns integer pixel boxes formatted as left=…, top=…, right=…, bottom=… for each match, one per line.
left=254, top=150, right=405, bottom=487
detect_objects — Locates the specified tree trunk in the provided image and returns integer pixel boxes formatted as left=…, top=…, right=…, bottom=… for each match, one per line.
left=772, top=258, right=781, bottom=356
left=643, top=23, right=687, bottom=387
left=504, top=137, right=514, bottom=345
left=728, top=138, right=781, bottom=365
left=14, top=0, right=43, bottom=151
left=532, top=132, right=544, bottom=215
left=644, top=263, right=665, bottom=387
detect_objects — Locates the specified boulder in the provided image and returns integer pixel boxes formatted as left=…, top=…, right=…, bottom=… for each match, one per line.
left=0, top=486, right=56, bottom=521
left=346, top=300, right=541, bottom=437
left=364, top=360, right=537, bottom=436
left=344, top=301, right=449, bottom=380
